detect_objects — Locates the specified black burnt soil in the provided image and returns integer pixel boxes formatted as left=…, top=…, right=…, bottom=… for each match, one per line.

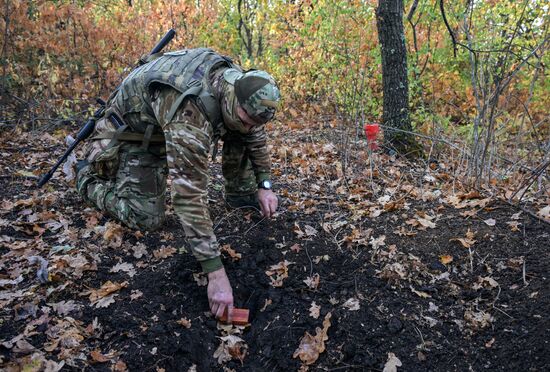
left=1, top=170, right=549, bottom=371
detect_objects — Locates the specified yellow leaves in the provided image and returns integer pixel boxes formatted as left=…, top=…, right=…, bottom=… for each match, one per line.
left=439, top=255, right=453, bottom=265
left=293, top=312, right=332, bottom=366
left=265, top=260, right=293, bottom=287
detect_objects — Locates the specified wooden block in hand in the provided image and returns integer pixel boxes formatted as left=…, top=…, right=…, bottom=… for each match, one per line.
left=220, top=308, right=249, bottom=325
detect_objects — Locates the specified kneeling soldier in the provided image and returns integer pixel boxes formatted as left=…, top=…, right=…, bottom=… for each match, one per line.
left=76, top=48, right=281, bottom=320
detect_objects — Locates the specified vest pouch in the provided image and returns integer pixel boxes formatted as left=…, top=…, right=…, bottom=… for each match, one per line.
left=90, top=143, right=122, bottom=179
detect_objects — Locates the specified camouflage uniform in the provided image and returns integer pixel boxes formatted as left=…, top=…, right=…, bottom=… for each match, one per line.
left=76, top=49, right=280, bottom=273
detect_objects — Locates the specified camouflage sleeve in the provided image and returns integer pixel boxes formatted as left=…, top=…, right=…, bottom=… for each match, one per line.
left=243, top=125, right=271, bottom=183
left=151, top=87, right=222, bottom=273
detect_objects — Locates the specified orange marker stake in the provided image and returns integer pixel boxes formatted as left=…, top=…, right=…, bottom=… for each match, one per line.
left=220, top=308, right=250, bottom=326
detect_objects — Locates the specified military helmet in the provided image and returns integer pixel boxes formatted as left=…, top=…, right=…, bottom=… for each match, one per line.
left=223, top=69, right=281, bottom=124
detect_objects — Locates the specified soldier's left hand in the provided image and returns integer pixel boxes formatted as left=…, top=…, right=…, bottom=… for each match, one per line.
left=257, top=189, right=278, bottom=218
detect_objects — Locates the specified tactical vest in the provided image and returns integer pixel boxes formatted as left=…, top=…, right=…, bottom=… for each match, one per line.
left=114, top=48, right=238, bottom=130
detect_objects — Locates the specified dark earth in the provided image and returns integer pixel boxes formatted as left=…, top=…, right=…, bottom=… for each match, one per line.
left=1, top=131, right=549, bottom=371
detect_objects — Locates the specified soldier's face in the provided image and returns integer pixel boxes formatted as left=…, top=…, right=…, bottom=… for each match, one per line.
left=236, top=105, right=262, bottom=132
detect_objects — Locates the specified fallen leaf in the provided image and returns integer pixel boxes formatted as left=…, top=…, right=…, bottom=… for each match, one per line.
left=103, top=222, right=124, bottom=248
left=417, top=217, right=436, bottom=229
left=290, top=243, right=302, bottom=253
left=130, top=290, right=143, bottom=300
left=450, top=229, right=476, bottom=248
left=265, top=260, right=293, bottom=287
left=342, top=298, right=360, bottom=311
left=383, top=352, right=402, bottom=372
left=537, top=205, right=550, bottom=221
left=213, top=335, right=248, bottom=365
left=153, top=246, right=176, bottom=259
left=439, top=255, right=453, bottom=265
left=370, top=235, right=386, bottom=250
left=410, top=286, right=431, bottom=298
left=293, top=312, right=332, bottom=365
left=49, top=300, right=81, bottom=316
left=193, top=273, right=208, bottom=287
left=221, top=244, right=242, bottom=261
left=304, top=225, right=318, bottom=237
left=94, top=294, right=116, bottom=308
left=483, top=218, right=496, bottom=226
left=89, top=281, right=128, bottom=304
left=90, top=350, right=111, bottom=363
left=309, top=302, right=320, bottom=319
left=177, top=318, right=192, bottom=329
left=114, top=360, right=128, bottom=372
left=464, top=309, right=493, bottom=329
left=110, top=262, right=136, bottom=277
left=303, top=273, right=320, bottom=289
left=506, top=220, right=521, bottom=231
left=132, top=243, right=148, bottom=258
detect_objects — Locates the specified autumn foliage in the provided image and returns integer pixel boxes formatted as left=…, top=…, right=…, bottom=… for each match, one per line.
left=1, top=0, right=548, bottom=137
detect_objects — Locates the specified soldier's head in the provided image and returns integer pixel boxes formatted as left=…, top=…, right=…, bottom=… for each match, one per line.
left=223, top=69, right=280, bottom=132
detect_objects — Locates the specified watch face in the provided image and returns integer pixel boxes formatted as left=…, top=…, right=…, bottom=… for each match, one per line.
left=260, top=180, right=272, bottom=189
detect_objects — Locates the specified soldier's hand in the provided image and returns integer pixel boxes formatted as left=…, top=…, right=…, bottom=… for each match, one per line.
left=207, top=267, right=234, bottom=322
left=257, top=189, right=278, bottom=218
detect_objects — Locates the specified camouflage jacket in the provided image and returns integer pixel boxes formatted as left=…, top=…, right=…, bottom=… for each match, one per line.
left=110, top=49, right=272, bottom=272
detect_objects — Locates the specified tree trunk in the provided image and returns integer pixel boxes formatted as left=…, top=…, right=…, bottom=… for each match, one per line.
left=376, top=0, right=421, bottom=156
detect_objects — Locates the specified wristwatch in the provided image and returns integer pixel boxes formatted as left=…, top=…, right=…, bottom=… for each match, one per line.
left=258, top=180, right=272, bottom=190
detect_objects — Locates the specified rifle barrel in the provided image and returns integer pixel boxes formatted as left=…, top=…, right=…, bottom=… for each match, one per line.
left=150, top=29, right=176, bottom=55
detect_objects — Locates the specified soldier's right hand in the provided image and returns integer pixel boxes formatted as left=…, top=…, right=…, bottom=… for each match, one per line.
left=207, top=267, right=234, bottom=322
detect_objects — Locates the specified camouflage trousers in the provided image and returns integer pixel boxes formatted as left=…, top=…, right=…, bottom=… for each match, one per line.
left=76, top=102, right=256, bottom=232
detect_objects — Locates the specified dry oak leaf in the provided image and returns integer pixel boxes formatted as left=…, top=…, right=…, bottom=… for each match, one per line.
left=89, top=281, right=128, bottom=304
left=537, top=205, right=550, bottom=221
left=153, top=246, right=177, bottom=259
left=110, top=262, right=136, bottom=277
left=290, top=243, right=302, bottom=253
left=450, top=229, right=476, bottom=248
left=342, top=298, right=360, bottom=311
left=103, top=222, right=124, bottom=248
left=293, top=312, right=332, bottom=365
left=90, top=350, right=112, bottom=363
left=221, top=244, right=242, bottom=261
left=383, top=352, right=402, bottom=372
left=483, top=218, right=496, bottom=226
left=303, top=273, right=320, bottom=290
left=369, top=235, right=386, bottom=250
left=213, top=335, right=248, bottom=365
left=506, top=221, right=521, bottom=232
left=177, top=318, right=192, bottom=329
left=265, top=260, right=294, bottom=287
left=410, top=286, right=431, bottom=298
left=309, top=302, right=320, bottom=319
